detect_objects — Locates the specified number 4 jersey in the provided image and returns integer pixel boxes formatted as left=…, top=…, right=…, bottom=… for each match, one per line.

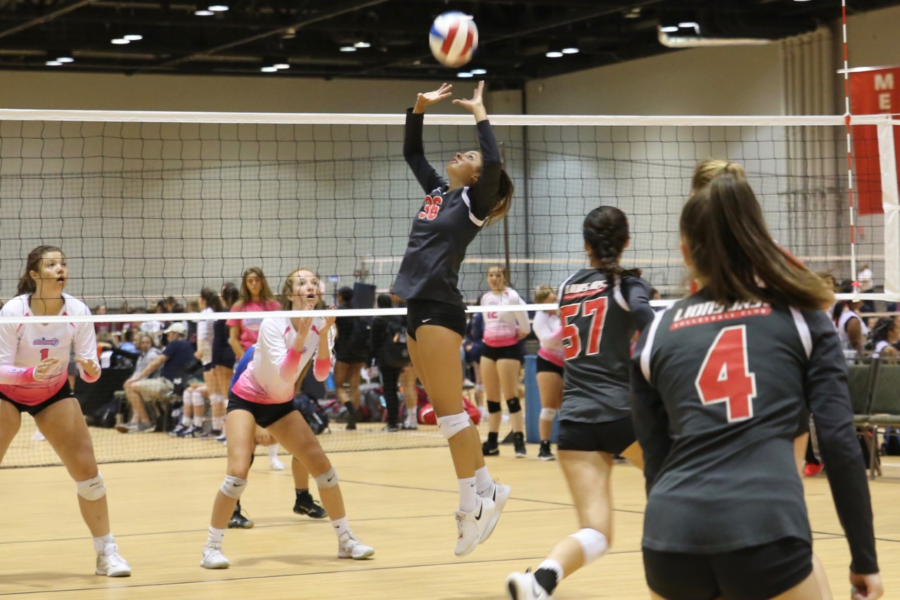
left=0, top=293, right=99, bottom=405
left=558, top=268, right=654, bottom=424
left=631, top=290, right=878, bottom=573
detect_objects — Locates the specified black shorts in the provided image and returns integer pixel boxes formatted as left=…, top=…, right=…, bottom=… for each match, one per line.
left=0, top=381, right=74, bottom=417
left=643, top=537, right=812, bottom=600
left=406, top=299, right=467, bottom=341
left=227, top=392, right=295, bottom=428
left=203, top=363, right=215, bottom=373
left=557, top=417, right=636, bottom=455
left=212, top=355, right=235, bottom=369
left=536, top=356, right=564, bottom=376
left=481, top=343, right=524, bottom=363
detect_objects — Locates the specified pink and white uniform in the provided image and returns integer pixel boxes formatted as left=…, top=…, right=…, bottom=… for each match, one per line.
left=481, top=288, right=530, bottom=348
left=232, top=316, right=334, bottom=405
left=533, top=310, right=564, bottom=368
left=0, top=293, right=100, bottom=405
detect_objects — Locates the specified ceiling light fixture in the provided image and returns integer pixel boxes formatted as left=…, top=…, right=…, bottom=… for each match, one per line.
left=562, top=47, right=579, bottom=54
left=273, top=61, right=290, bottom=69
left=45, top=60, right=63, bottom=66
left=208, top=4, right=228, bottom=11
left=283, top=27, right=297, bottom=39
left=261, top=66, right=278, bottom=72
left=354, top=41, right=371, bottom=48
left=111, top=38, right=129, bottom=44
left=624, top=7, right=641, bottom=18
left=659, top=25, right=679, bottom=33
left=56, top=52, right=74, bottom=63
left=546, top=51, right=564, bottom=58
left=339, top=46, right=356, bottom=52
left=194, top=8, right=213, bottom=15
left=470, top=68, right=486, bottom=75
left=457, top=72, right=474, bottom=78
left=124, top=34, right=143, bottom=41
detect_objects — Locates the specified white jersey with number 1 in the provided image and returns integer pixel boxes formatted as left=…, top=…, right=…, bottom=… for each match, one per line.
left=0, top=293, right=100, bottom=405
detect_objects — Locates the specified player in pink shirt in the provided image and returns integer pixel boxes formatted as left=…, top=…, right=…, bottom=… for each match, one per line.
left=200, top=268, right=374, bottom=570
left=0, top=246, right=130, bottom=577
left=533, top=285, right=565, bottom=461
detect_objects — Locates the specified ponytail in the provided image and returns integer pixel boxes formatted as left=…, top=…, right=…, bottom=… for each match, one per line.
left=680, top=173, right=832, bottom=310
left=484, top=167, right=514, bottom=226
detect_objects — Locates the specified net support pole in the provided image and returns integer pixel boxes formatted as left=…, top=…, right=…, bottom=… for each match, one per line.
left=521, top=84, right=532, bottom=299
left=879, top=121, right=900, bottom=296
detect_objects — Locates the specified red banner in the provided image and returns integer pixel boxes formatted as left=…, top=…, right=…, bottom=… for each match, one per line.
left=851, top=66, right=900, bottom=215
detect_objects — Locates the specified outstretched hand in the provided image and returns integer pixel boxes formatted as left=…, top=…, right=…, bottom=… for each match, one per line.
left=452, top=81, right=487, bottom=121
left=414, top=83, right=453, bottom=114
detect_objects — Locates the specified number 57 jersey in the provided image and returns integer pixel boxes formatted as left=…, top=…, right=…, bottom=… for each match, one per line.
left=631, top=290, right=877, bottom=569
left=558, top=268, right=654, bottom=424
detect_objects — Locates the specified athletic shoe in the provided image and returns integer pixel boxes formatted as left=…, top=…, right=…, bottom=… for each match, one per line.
left=95, top=544, right=131, bottom=577
left=337, top=532, right=375, bottom=560
left=480, top=482, right=511, bottom=544
left=31, top=430, right=46, bottom=442
left=178, top=425, right=199, bottom=438
left=169, top=423, right=188, bottom=437
left=383, top=424, right=399, bottom=433
left=200, top=544, right=230, bottom=569
left=804, top=462, right=825, bottom=477
left=400, top=422, right=418, bottom=431
left=345, top=403, right=357, bottom=431
left=538, top=443, right=555, bottom=462
left=215, top=433, right=227, bottom=444
left=227, top=505, right=254, bottom=529
left=293, top=494, right=327, bottom=519
left=270, top=458, right=286, bottom=471
left=454, top=495, right=496, bottom=557
left=482, top=440, right=500, bottom=457
left=118, top=422, right=154, bottom=434
left=506, top=570, right=552, bottom=600
left=514, top=433, right=527, bottom=458
left=197, top=428, right=221, bottom=439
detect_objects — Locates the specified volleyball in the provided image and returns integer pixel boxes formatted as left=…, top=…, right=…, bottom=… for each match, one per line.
left=429, top=12, right=478, bottom=68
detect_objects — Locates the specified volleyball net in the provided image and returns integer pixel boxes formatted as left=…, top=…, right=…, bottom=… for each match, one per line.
left=0, top=110, right=897, bottom=467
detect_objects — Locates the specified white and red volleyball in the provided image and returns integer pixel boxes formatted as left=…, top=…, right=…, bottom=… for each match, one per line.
left=429, top=12, right=478, bottom=68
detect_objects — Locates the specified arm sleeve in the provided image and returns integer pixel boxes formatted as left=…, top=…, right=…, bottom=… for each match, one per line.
left=625, top=277, right=655, bottom=333
left=467, top=119, right=503, bottom=221
left=630, top=323, right=672, bottom=496
left=0, top=321, right=35, bottom=383
left=404, top=109, right=447, bottom=194
left=73, top=318, right=101, bottom=383
left=803, top=310, right=879, bottom=574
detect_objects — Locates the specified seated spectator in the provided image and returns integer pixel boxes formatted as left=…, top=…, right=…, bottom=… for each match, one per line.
left=117, top=324, right=196, bottom=433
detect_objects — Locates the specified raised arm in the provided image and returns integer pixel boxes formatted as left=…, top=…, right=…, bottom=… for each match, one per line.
left=454, top=81, right=501, bottom=221
left=405, top=84, right=451, bottom=194
left=803, top=310, right=880, bottom=585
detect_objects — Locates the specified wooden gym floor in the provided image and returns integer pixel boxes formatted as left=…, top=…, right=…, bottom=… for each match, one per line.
left=1, top=447, right=899, bottom=599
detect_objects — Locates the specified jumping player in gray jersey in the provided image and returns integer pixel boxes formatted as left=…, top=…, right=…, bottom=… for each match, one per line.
left=506, top=206, right=654, bottom=600
left=632, top=167, right=882, bottom=600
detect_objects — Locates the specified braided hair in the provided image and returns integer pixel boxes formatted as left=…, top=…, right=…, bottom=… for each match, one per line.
left=582, top=206, right=640, bottom=280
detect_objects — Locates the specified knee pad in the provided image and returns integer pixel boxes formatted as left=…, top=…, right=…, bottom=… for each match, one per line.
left=183, top=389, right=192, bottom=403
left=506, top=398, right=522, bottom=414
left=540, top=408, right=558, bottom=422
left=220, top=475, right=248, bottom=499
left=315, top=467, right=339, bottom=489
left=76, top=473, right=107, bottom=501
left=487, top=400, right=502, bottom=414
left=192, top=391, right=205, bottom=407
left=569, top=528, right=608, bottom=564
left=437, top=412, right=471, bottom=440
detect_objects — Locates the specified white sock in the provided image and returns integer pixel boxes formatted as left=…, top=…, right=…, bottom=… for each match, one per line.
left=207, top=526, right=225, bottom=546
left=458, top=477, right=477, bottom=512
left=213, top=417, right=224, bottom=430
left=268, top=444, right=279, bottom=460
left=537, top=558, right=564, bottom=583
left=331, top=516, right=350, bottom=538
left=475, top=466, right=494, bottom=497
left=92, top=533, right=114, bottom=554
left=405, top=410, right=417, bottom=427
left=193, top=415, right=204, bottom=428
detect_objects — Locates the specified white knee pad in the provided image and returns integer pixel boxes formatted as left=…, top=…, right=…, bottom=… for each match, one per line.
left=76, top=473, right=107, bottom=501
left=437, top=412, right=471, bottom=440
left=540, top=408, right=558, bottom=422
left=183, top=389, right=193, bottom=404
left=192, top=391, right=205, bottom=407
left=569, top=528, right=608, bottom=564
left=315, top=467, right=339, bottom=489
left=220, top=475, right=248, bottom=499
left=212, top=393, right=225, bottom=406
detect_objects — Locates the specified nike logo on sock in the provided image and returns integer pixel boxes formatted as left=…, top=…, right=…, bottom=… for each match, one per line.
left=327, top=476, right=335, bottom=482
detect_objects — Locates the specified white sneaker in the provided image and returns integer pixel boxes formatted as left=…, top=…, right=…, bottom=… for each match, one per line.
left=95, top=544, right=131, bottom=577
left=337, top=532, right=375, bottom=560
left=200, top=543, right=230, bottom=569
left=270, top=458, right=286, bottom=471
left=31, top=430, right=46, bottom=442
left=506, top=570, right=552, bottom=600
left=480, top=482, right=511, bottom=544
left=454, top=496, right=496, bottom=557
